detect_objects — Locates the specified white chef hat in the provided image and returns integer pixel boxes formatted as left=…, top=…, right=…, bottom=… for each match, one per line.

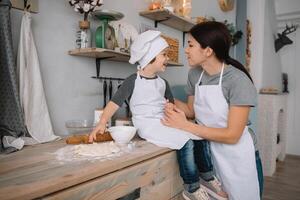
left=129, top=30, right=169, bottom=69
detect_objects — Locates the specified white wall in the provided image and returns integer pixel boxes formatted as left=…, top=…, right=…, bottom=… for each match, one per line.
left=275, top=0, right=300, bottom=155
left=10, top=0, right=235, bottom=135
left=247, top=0, right=282, bottom=91
left=275, top=0, right=300, bottom=16
left=248, top=0, right=300, bottom=155
left=261, top=0, right=282, bottom=91
left=247, top=0, right=264, bottom=89
left=279, top=29, right=300, bottom=155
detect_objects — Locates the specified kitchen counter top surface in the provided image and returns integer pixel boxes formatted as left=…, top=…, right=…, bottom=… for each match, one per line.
left=0, top=139, right=172, bottom=200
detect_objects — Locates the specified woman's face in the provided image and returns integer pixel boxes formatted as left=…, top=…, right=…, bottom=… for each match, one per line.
left=185, top=34, right=208, bottom=67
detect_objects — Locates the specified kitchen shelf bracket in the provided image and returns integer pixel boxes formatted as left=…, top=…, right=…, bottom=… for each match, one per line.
left=94, top=57, right=125, bottom=82
left=183, top=31, right=188, bottom=47
left=154, top=17, right=171, bottom=28
left=91, top=76, right=124, bottom=81
left=95, top=57, right=115, bottom=78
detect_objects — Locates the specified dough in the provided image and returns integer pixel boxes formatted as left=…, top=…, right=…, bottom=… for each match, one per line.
left=73, top=142, right=120, bottom=157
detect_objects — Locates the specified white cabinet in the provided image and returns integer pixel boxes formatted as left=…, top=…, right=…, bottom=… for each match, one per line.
left=257, top=94, right=288, bottom=176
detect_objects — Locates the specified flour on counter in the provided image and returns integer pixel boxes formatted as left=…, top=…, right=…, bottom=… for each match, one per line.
left=54, top=141, right=135, bottom=163
left=73, top=142, right=120, bottom=157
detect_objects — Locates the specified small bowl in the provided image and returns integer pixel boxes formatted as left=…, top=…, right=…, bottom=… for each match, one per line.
left=108, top=126, right=136, bottom=144
left=65, top=120, right=95, bottom=135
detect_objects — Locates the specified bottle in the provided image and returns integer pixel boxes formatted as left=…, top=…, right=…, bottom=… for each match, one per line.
left=76, top=20, right=92, bottom=48
left=175, top=0, right=192, bottom=18
left=162, top=0, right=174, bottom=12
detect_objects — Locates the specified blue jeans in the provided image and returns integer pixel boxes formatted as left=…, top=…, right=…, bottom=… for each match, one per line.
left=177, top=139, right=214, bottom=193
left=177, top=140, right=264, bottom=196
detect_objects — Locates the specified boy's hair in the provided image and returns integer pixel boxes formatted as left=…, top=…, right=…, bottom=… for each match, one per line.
left=149, top=57, right=156, bottom=64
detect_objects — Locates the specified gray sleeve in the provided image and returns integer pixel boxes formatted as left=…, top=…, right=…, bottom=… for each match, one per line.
left=185, top=68, right=202, bottom=96
left=111, top=74, right=136, bottom=107
left=228, top=73, right=257, bottom=107
left=164, top=79, right=174, bottom=103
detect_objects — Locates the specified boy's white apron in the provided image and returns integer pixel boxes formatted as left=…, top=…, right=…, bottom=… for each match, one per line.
left=130, top=73, right=201, bottom=149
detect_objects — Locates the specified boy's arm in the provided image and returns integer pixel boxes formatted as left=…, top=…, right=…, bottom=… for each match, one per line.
left=98, top=101, right=119, bottom=126
left=88, top=101, right=119, bottom=142
left=164, top=79, right=174, bottom=103
left=163, top=79, right=195, bottom=119
left=174, top=95, right=195, bottom=119
left=89, top=74, right=136, bottom=142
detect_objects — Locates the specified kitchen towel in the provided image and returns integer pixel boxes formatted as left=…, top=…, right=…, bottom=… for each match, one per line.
left=18, top=11, right=60, bottom=143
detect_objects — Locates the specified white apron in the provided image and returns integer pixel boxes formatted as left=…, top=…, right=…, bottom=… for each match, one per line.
left=130, top=73, right=201, bottom=149
left=194, top=65, right=260, bottom=200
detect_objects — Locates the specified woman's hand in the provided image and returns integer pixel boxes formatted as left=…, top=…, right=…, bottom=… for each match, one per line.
left=88, top=122, right=106, bottom=143
left=162, top=106, right=188, bottom=130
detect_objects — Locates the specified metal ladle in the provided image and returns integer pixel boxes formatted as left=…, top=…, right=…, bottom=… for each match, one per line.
left=103, top=79, right=107, bottom=108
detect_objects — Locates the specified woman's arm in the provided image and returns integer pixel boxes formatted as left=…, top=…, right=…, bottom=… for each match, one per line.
left=162, top=106, right=250, bottom=144
left=173, top=96, right=195, bottom=119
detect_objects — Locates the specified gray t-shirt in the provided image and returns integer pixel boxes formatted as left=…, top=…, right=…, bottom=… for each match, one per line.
left=111, top=73, right=174, bottom=107
left=186, top=65, right=258, bottom=150
left=186, top=65, right=257, bottom=106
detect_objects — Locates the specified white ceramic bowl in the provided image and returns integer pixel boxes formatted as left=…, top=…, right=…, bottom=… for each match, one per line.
left=108, top=126, right=136, bottom=144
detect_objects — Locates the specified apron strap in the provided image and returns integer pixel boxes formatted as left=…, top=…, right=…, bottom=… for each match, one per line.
left=198, top=63, right=224, bottom=86
left=218, top=63, right=225, bottom=86
left=197, top=71, right=205, bottom=85
left=136, top=71, right=143, bottom=79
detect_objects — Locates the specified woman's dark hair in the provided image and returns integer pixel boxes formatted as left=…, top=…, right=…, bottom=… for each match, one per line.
left=189, top=21, right=253, bottom=83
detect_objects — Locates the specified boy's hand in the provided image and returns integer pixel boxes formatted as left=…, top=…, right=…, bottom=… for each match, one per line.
left=162, top=106, right=188, bottom=130
left=88, top=123, right=106, bottom=143
left=165, top=99, right=175, bottom=112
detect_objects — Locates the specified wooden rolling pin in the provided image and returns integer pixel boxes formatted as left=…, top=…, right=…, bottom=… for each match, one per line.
left=66, top=131, right=113, bottom=144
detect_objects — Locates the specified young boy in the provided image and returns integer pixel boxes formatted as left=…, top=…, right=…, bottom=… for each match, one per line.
left=89, top=30, right=226, bottom=200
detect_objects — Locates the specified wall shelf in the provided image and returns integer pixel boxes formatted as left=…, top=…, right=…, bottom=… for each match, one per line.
left=139, top=9, right=196, bottom=46
left=68, top=48, right=129, bottom=62
left=139, top=9, right=196, bottom=32
left=68, top=48, right=183, bottom=67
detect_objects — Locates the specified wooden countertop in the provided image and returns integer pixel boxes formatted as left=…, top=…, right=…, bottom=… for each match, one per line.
left=0, top=139, right=172, bottom=200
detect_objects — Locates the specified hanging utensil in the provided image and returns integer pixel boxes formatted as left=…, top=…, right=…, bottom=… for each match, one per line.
left=109, top=79, right=113, bottom=100
left=103, top=79, right=107, bottom=108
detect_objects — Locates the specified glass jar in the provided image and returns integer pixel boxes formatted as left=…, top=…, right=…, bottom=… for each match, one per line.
left=76, top=21, right=92, bottom=49
left=147, top=0, right=162, bottom=10
left=173, top=0, right=192, bottom=18
left=162, top=0, right=174, bottom=12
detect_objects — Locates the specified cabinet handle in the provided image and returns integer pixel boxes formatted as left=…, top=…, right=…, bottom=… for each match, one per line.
left=117, top=187, right=141, bottom=200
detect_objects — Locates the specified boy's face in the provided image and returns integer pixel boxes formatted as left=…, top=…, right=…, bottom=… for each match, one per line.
left=151, top=49, right=169, bottom=72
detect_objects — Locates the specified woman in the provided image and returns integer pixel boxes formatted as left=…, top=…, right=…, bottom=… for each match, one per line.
left=162, top=21, right=260, bottom=200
